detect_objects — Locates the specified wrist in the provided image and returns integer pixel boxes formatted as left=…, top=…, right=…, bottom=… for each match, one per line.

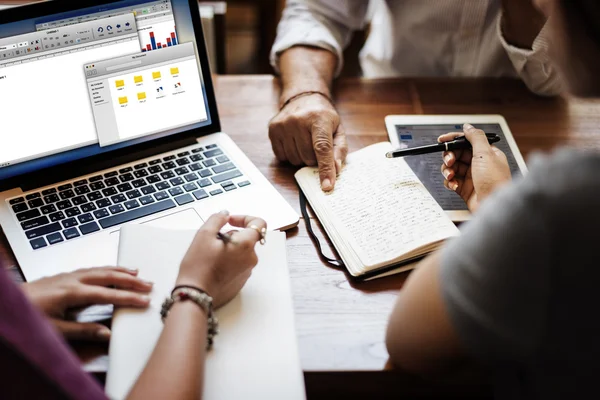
left=175, top=272, right=214, bottom=297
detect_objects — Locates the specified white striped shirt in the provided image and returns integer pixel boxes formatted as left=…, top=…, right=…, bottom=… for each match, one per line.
left=271, top=0, right=562, bottom=95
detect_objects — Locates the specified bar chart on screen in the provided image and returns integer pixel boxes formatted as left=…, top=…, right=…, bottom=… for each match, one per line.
left=138, top=20, right=178, bottom=52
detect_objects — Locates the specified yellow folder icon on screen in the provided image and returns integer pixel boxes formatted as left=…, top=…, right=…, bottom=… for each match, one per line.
left=118, top=96, right=128, bottom=105
left=134, top=75, right=143, bottom=84
left=152, top=71, right=161, bottom=79
left=170, top=67, right=179, bottom=75
left=137, top=92, right=146, bottom=100
left=115, top=79, right=125, bottom=88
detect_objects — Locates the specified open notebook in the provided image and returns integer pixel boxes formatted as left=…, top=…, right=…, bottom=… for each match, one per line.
left=105, top=225, right=305, bottom=400
left=295, top=142, right=459, bottom=280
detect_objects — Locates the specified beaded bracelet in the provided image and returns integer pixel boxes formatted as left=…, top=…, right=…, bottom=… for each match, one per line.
left=160, top=285, right=219, bottom=350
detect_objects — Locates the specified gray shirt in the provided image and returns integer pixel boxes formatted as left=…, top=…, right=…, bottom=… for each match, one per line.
left=441, top=149, right=600, bottom=399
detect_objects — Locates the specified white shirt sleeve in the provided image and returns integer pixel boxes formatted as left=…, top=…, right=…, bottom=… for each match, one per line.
left=497, top=14, right=563, bottom=96
left=270, top=0, right=369, bottom=77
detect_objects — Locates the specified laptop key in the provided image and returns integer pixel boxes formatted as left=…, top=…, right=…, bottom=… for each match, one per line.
left=109, top=204, right=125, bottom=214
left=163, top=161, right=177, bottom=170
left=28, top=198, right=44, bottom=208
left=63, top=228, right=81, bottom=240
left=80, top=222, right=100, bottom=235
left=147, top=175, right=161, bottom=184
left=21, top=216, right=49, bottom=230
left=12, top=203, right=28, bottom=213
left=125, top=200, right=140, bottom=210
left=169, top=187, right=184, bottom=197
left=104, top=171, right=118, bottom=178
left=25, top=222, right=60, bottom=239
left=161, top=171, right=175, bottom=180
left=163, top=155, right=176, bottom=162
left=210, top=189, right=223, bottom=196
left=10, top=197, right=25, bottom=205
left=176, top=158, right=190, bottom=166
left=16, top=209, right=41, bottom=222
left=183, top=183, right=197, bottom=192
left=94, top=209, right=110, bottom=219
left=175, top=167, right=189, bottom=176
left=26, top=193, right=41, bottom=200
left=149, top=159, right=162, bottom=166
left=141, top=186, right=156, bottom=195
left=156, top=182, right=170, bottom=190
left=62, top=218, right=78, bottom=229
left=42, top=188, right=57, bottom=196
left=217, top=156, right=230, bottom=164
left=190, top=154, right=203, bottom=162
left=212, top=162, right=235, bottom=174
left=99, top=199, right=176, bottom=229
left=105, top=177, right=120, bottom=186
left=140, top=195, right=155, bottom=205
left=132, top=179, right=147, bottom=188
left=224, top=185, right=237, bottom=192
left=203, top=149, right=223, bottom=158
left=47, top=233, right=64, bottom=245
left=149, top=166, right=163, bottom=174
left=58, top=184, right=73, bottom=191
left=212, top=170, right=243, bottom=184
left=170, top=177, right=184, bottom=186
left=74, top=179, right=88, bottom=187
left=96, top=199, right=111, bottom=208
left=126, top=190, right=142, bottom=199
left=30, top=237, right=47, bottom=250
left=192, top=147, right=204, bottom=153
left=199, top=170, right=213, bottom=178
left=193, top=190, right=209, bottom=200
left=60, top=190, right=75, bottom=200
left=81, top=203, right=97, bottom=213
left=117, top=183, right=133, bottom=193
left=90, top=182, right=105, bottom=191
left=72, top=196, right=87, bottom=206
left=134, top=170, right=149, bottom=178
left=120, top=173, right=135, bottom=182
left=89, top=175, right=103, bottom=183
left=175, top=194, right=194, bottom=206
left=203, top=159, right=217, bottom=168
left=56, top=200, right=72, bottom=211
left=206, top=144, right=218, bottom=149
left=49, top=212, right=66, bottom=222
left=199, top=179, right=212, bottom=188
left=184, top=173, right=199, bottom=182
left=154, top=191, right=169, bottom=201
left=238, top=181, right=251, bottom=187
left=78, top=213, right=94, bottom=224
left=65, top=208, right=81, bottom=217
left=189, top=163, right=203, bottom=171
left=88, top=192, right=102, bottom=202
left=112, top=194, right=127, bottom=204
left=74, top=186, right=90, bottom=195
left=44, top=194, right=60, bottom=204
left=177, top=151, right=190, bottom=158
left=103, top=187, right=118, bottom=197
left=134, top=163, right=148, bottom=170
left=41, top=204, right=57, bottom=215
left=119, top=167, right=133, bottom=174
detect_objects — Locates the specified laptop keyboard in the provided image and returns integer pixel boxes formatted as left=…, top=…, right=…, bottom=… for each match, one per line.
left=8, top=144, right=252, bottom=250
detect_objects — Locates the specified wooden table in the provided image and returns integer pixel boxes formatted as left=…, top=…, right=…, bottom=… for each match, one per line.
left=3, top=76, right=600, bottom=398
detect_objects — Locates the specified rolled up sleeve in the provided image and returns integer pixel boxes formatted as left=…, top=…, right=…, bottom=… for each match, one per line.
left=498, top=14, right=563, bottom=96
left=270, top=0, right=368, bottom=77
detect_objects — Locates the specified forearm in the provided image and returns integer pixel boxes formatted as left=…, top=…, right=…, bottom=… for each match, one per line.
left=127, top=302, right=207, bottom=400
left=501, top=0, right=547, bottom=49
left=278, top=46, right=337, bottom=108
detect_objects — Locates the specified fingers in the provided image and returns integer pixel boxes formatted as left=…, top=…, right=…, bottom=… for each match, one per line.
left=311, top=119, right=336, bottom=192
left=53, top=319, right=112, bottom=342
left=294, top=125, right=318, bottom=166
left=229, top=216, right=267, bottom=245
left=437, top=131, right=464, bottom=143
left=67, top=285, right=151, bottom=308
left=78, top=267, right=153, bottom=292
left=200, top=210, right=230, bottom=234
left=462, top=123, right=492, bottom=157
left=443, top=177, right=461, bottom=192
left=333, top=123, right=348, bottom=174
left=441, top=161, right=469, bottom=181
left=268, top=117, right=287, bottom=162
left=282, top=134, right=303, bottom=166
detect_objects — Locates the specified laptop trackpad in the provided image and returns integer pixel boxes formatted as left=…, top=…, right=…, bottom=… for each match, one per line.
left=142, top=208, right=204, bottom=230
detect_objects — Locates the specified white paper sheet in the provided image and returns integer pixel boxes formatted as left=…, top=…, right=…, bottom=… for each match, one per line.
left=105, top=224, right=305, bottom=400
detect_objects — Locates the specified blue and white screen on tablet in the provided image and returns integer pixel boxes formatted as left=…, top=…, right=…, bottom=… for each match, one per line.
left=0, top=0, right=211, bottom=181
left=394, top=124, right=522, bottom=210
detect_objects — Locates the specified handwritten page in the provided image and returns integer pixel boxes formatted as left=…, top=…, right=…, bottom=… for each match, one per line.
left=296, top=142, right=459, bottom=275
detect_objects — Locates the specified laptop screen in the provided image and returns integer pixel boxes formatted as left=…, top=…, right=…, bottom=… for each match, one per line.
left=0, top=0, right=213, bottom=182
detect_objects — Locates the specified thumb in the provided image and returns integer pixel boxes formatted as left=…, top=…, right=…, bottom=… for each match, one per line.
left=463, top=124, right=492, bottom=156
left=311, top=119, right=336, bottom=191
left=200, top=210, right=230, bottom=234
left=333, top=123, right=348, bottom=174
left=53, top=319, right=112, bottom=342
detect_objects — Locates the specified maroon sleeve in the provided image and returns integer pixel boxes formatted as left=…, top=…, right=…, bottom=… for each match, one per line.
left=0, top=267, right=108, bottom=400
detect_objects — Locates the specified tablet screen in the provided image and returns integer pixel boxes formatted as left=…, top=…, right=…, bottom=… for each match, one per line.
left=393, top=124, right=522, bottom=210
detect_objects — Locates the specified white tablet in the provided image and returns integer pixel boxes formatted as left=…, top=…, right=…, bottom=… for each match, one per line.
left=385, top=115, right=528, bottom=222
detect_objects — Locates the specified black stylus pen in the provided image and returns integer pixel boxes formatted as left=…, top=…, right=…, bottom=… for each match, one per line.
left=385, top=133, right=501, bottom=158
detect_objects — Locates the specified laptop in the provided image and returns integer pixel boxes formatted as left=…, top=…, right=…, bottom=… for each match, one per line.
left=0, top=0, right=299, bottom=282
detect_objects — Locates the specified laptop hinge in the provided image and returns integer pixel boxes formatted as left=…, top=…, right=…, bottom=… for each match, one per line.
left=20, top=136, right=199, bottom=192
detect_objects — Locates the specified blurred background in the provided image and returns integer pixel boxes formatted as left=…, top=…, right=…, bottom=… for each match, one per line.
left=0, top=0, right=368, bottom=76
